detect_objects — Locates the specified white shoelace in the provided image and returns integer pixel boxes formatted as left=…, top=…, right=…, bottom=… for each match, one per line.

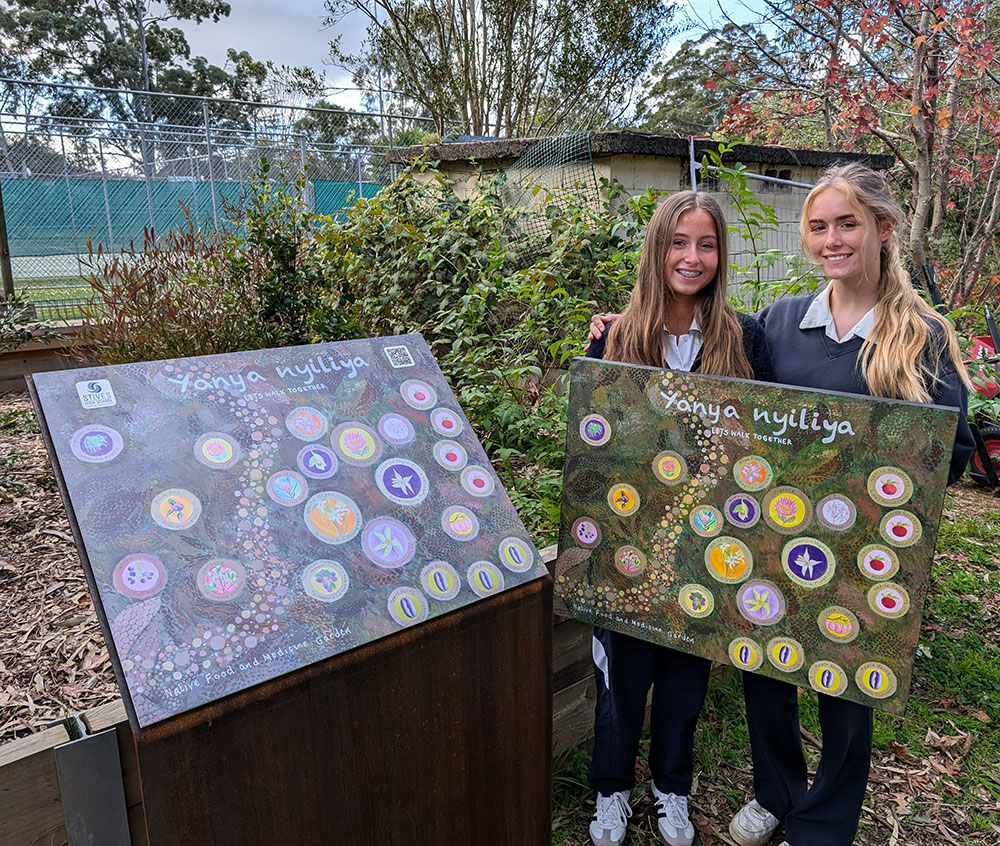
left=653, top=791, right=689, bottom=828
left=595, top=792, right=632, bottom=829
left=744, top=800, right=777, bottom=827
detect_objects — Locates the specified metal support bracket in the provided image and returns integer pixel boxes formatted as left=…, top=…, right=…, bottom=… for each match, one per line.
left=54, top=726, right=131, bottom=846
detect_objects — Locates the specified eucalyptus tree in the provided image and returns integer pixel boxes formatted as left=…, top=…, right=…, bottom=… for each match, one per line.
left=325, top=0, right=677, bottom=137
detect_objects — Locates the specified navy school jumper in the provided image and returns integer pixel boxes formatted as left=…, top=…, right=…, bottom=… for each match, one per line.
left=586, top=312, right=774, bottom=797
left=746, top=293, right=974, bottom=846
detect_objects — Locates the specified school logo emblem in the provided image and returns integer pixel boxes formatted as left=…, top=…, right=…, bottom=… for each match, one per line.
left=75, top=379, right=116, bottom=408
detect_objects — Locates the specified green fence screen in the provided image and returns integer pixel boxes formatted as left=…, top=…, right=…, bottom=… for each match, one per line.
left=4, top=177, right=383, bottom=256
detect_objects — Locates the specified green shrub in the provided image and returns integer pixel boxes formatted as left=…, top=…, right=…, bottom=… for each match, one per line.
left=310, top=162, right=501, bottom=345
left=230, top=162, right=330, bottom=348
left=311, top=161, right=653, bottom=542
left=0, top=292, right=62, bottom=354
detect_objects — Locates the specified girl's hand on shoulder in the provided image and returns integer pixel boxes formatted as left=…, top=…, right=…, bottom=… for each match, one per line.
left=588, top=313, right=620, bottom=342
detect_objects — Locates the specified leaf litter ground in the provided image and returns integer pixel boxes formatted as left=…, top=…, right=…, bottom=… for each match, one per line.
left=1, top=391, right=998, bottom=843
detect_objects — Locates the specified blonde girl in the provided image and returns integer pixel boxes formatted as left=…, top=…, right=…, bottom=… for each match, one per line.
left=727, top=163, right=973, bottom=846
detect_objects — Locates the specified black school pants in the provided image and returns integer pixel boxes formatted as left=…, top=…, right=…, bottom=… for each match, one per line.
left=743, top=671, right=873, bottom=846
left=589, top=627, right=711, bottom=796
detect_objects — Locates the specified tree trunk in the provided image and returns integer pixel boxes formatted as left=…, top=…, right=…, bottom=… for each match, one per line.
left=929, top=66, right=960, bottom=238
left=907, top=8, right=933, bottom=269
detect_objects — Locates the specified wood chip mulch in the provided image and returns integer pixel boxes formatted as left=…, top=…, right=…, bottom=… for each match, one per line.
left=0, top=391, right=117, bottom=742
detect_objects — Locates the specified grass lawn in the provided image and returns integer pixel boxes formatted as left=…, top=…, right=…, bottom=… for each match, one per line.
left=552, top=481, right=1000, bottom=845
left=13, top=276, right=93, bottom=321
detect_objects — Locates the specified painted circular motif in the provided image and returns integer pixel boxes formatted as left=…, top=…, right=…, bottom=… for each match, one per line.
left=867, top=467, right=914, bottom=507
left=579, top=413, right=612, bottom=447
left=440, top=506, right=480, bottom=542
left=817, top=605, right=861, bottom=644
left=432, top=440, right=468, bottom=471
left=606, top=483, right=641, bottom=516
left=724, top=494, right=761, bottom=529
left=303, top=492, right=362, bottom=545
left=729, top=636, right=764, bottom=671
left=196, top=559, right=246, bottom=602
left=150, top=488, right=202, bottom=530
left=571, top=516, right=602, bottom=549
left=377, top=413, right=415, bottom=446
left=375, top=458, right=429, bottom=507
left=689, top=505, right=723, bottom=538
left=467, top=561, right=505, bottom=597
left=880, top=510, right=922, bottom=547
left=194, top=432, right=241, bottom=470
left=461, top=464, right=496, bottom=497
left=614, top=545, right=647, bottom=577
left=285, top=406, right=329, bottom=442
left=733, top=455, right=773, bottom=492
left=400, top=379, right=437, bottom=410
left=70, top=424, right=124, bottom=464
left=781, top=538, right=836, bottom=588
left=388, top=587, right=430, bottom=626
left=301, top=560, right=350, bottom=602
left=113, top=554, right=166, bottom=599
left=362, top=516, right=417, bottom=568
left=766, top=637, right=806, bottom=673
left=736, top=579, right=786, bottom=626
left=815, top=494, right=857, bottom=531
left=421, top=561, right=461, bottom=601
left=857, top=544, right=900, bottom=581
left=297, top=444, right=339, bottom=480
left=266, top=470, right=309, bottom=506
left=808, top=660, right=848, bottom=697
left=651, top=450, right=688, bottom=485
left=763, top=487, right=813, bottom=534
left=499, top=537, right=535, bottom=573
left=678, top=584, right=715, bottom=618
left=331, top=422, right=383, bottom=467
left=430, top=407, right=464, bottom=437
left=704, top=537, right=753, bottom=583
left=868, top=582, right=911, bottom=619
left=855, top=662, right=898, bottom=700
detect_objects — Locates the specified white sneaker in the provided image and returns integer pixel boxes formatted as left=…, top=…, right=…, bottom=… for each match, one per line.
left=729, top=799, right=779, bottom=846
left=650, top=783, right=695, bottom=846
left=589, top=790, right=632, bottom=846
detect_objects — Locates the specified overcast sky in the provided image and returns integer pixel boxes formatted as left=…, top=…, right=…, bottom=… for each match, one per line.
left=176, top=0, right=367, bottom=105
left=175, top=0, right=757, bottom=109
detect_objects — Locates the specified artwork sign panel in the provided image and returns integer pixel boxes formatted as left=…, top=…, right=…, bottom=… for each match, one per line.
left=30, top=335, right=546, bottom=728
left=555, top=358, right=959, bottom=713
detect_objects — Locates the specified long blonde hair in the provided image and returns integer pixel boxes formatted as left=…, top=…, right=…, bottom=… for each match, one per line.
left=604, top=191, right=753, bottom=379
left=800, top=164, right=971, bottom=402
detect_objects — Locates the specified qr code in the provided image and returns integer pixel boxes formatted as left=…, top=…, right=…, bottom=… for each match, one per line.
left=384, top=345, right=415, bottom=368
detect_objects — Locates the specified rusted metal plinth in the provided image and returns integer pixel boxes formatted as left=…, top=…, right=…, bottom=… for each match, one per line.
left=134, top=576, right=553, bottom=846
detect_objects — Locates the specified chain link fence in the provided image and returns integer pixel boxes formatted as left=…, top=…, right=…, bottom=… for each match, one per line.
left=0, top=78, right=434, bottom=319
left=721, top=181, right=815, bottom=293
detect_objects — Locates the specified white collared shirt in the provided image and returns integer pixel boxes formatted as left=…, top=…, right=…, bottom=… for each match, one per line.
left=661, top=316, right=704, bottom=371
left=799, top=284, right=875, bottom=343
